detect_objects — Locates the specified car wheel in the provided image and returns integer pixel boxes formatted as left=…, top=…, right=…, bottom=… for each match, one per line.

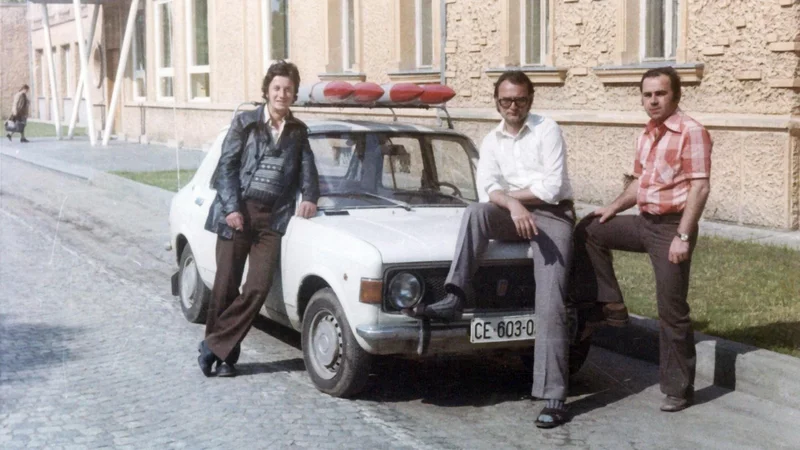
left=178, top=244, right=210, bottom=324
left=518, top=304, right=593, bottom=377
left=302, top=288, right=372, bottom=398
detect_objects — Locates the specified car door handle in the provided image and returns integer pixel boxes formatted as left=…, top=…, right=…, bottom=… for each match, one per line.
left=195, top=197, right=204, bottom=206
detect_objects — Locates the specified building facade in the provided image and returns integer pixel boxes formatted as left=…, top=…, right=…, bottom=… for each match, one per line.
left=1, top=2, right=30, bottom=116
left=27, top=1, right=800, bottom=229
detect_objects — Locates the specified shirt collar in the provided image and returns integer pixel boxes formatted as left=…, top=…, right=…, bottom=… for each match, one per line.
left=645, top=108, right=683, bottom=134
left=494, top=113, right=533, bottom=138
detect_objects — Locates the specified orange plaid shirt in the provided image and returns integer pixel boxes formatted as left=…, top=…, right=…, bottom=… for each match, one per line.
left=634, top=109, right=712, bottom=215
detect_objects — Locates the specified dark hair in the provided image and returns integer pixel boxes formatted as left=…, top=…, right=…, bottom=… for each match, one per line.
left=640, top=67, right=681, bottom=102
left=493, top=70, right=534, bottom=98
left=21, top=84, right=29, bottom=91
left=261, top=60, right=301, bottom=101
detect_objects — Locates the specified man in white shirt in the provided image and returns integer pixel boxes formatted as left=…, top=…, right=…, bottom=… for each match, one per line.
left=404, top=71, right=575, bottom=428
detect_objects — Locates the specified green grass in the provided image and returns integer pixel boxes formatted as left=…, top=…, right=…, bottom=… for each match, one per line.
left=112, top=170, right=196, bottom=192
left=17, top=121, right=86, bottom=138
left=613, top=237, right=800, bottom=356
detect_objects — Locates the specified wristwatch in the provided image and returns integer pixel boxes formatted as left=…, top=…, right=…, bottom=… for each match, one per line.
left=677, top=232, right=690, bottom=242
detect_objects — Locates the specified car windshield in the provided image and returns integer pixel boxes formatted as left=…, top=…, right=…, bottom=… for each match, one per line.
left=309, top=131, right=478, bottom=210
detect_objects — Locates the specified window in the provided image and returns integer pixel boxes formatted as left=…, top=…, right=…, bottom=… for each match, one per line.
left=415, top=0, right=433, bottom=68
left=155, top=0, right=174, bottom=99
left=187, top=0, right=210, bottom=99
left=642, top=0, right=679, bottom=60
left=521, top=0, right=547, bottom=66
left=61, top=44, right=73, bottom=97
left=263, top=0, right=289, bottom=70
left=132, top=2, right=146, bottom=99
left=341, top=0, right=355, bottom=71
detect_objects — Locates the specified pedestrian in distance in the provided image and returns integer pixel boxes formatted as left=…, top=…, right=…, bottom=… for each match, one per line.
left=6, top=84, right=30, bottom=143
left=404, top=70, right=576, bottom=428
left=198, top=60, right=320, bottom=378
left=571, top=66, right=712, bottom=412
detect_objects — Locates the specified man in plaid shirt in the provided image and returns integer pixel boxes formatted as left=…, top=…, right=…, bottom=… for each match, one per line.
left=572, top=67, right=712, bottom=412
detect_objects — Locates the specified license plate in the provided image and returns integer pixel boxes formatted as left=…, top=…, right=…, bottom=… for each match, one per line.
left=470, top=314, right=536, bottom=343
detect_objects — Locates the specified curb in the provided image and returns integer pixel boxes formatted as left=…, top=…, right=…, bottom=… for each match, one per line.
left=592, top=315, right=800, bottom=411
left=1, top=146, right=175, bottom=210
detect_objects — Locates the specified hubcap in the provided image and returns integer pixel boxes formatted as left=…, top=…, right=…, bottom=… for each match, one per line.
left=309, top=310, right=342, bottom=380
left=180, top=256, right=197, bottom=310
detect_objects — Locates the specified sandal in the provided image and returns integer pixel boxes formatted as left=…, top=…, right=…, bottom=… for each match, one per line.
left=535, top=406, right=569, bottom=429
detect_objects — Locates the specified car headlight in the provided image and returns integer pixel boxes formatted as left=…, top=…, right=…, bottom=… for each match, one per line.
left=388, top=272, right=423, bottom=309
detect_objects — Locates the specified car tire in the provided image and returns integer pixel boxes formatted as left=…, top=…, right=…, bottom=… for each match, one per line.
left=518, top=304, right=593, bottom=377
left=302, top=288, right=372, bottom=398
left=178, top=244, right=210, bottom=324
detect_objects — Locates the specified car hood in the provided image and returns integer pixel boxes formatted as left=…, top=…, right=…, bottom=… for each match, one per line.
left=311, top=207, right=530, bottom=264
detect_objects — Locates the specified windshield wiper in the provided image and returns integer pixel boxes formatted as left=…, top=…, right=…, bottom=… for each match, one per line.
left=393, top=188, right=469, bottom=205
left=324, top=191, right=413, bottom=211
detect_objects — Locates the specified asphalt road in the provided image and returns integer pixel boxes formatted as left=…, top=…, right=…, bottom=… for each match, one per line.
left=1, top=156, right=798, bottom=449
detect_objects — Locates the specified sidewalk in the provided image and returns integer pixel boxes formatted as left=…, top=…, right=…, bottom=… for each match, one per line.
left=2, top=136, right=799, bottom=411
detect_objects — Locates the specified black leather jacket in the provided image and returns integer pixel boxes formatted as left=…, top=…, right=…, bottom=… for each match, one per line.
left=204, top=105, right=320, bottom=238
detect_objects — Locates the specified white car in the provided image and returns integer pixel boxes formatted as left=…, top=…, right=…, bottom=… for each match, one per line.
left=169, top=117, right=592, bottom=397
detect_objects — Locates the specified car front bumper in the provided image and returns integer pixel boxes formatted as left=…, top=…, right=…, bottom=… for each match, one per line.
left=355, top=320, right=533, bottom=356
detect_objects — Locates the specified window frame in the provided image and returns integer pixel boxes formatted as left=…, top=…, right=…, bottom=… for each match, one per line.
left=185, top=0, right=211, bottom=101
left=61, top=44, right=74, bottom=97
left=520, top=0, right=548, bottom=66
left=414, top=0, right=434, bottom=69
left=131, top=1, right=147, bottom=101
left=640, top=0, right=679, bottom=61
left=262, top=0, right=290, bottom=72
left=154, top=0, right=175, bottom=101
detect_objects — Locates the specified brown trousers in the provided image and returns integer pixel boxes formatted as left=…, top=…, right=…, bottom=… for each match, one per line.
left=205, top=200, right=281, bottom=361
left=572, top=213, right=696, bottom=399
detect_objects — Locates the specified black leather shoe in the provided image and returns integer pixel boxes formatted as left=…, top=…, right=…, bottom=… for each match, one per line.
left=20, top=138, right=29, bottom=143
left=403, top=293, right=464, bottom=322
left=216, top=362, right=237, bottom=377
left=197, top=341, right=218, bottom=377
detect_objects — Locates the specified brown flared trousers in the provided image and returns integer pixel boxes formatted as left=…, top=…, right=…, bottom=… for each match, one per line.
left=205, top=200, right=281, bottom=361
left=572, top=213, right=697, bottom=399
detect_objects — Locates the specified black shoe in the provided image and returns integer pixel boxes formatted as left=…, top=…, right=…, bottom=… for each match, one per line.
left=6, top=134, right=10, bottom=142
left=197, top=340, right=219, bottom=377
left=534, top=405, right=570, bottom=429
left=20, top=138, right=29, bottom=143
left=216, top=362, right=237, bottom=377
left=403, top=293, right=464, bottom=322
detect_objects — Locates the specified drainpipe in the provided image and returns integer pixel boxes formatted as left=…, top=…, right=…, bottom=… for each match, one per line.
left=439, top=0, right=447, bottom=127
left=27, top=4, right=35, bottom=115
left=439, top=0, right=446, bottom=85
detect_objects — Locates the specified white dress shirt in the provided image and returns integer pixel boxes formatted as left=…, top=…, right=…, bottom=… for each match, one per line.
left=265, top=114, right=285, bottom=144
left=476, top=113, right=573, bottom=204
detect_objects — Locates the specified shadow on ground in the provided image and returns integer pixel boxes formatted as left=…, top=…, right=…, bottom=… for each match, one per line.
left=0, top=313, right=83, bottom=386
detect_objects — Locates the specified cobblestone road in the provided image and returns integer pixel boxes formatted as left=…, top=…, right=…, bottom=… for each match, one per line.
left=1, top=156, right=799, bottom=449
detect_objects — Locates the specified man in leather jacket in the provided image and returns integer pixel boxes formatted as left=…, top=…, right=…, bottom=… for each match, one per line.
left=198, top=61, right=319, bottom=377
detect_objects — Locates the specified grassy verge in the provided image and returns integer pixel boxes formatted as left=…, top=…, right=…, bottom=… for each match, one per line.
left=112, top=170, right=196, bottom=192
left=17, top=121, right=86, bottom=138
left=614, top=237, right=800, bottom=357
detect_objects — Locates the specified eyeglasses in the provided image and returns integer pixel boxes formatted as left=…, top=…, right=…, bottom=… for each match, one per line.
left=497, top=97, right=530, bottom=108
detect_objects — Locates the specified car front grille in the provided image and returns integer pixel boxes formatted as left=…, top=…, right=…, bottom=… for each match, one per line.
left=383, top=262, right=536, bottom=313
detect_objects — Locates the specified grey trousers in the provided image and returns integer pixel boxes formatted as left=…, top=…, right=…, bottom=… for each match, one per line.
left=446, top=202, right=575, bottom=400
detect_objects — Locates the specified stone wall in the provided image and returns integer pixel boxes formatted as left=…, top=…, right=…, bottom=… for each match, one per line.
left=0, top=4, right=30, bottom=116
